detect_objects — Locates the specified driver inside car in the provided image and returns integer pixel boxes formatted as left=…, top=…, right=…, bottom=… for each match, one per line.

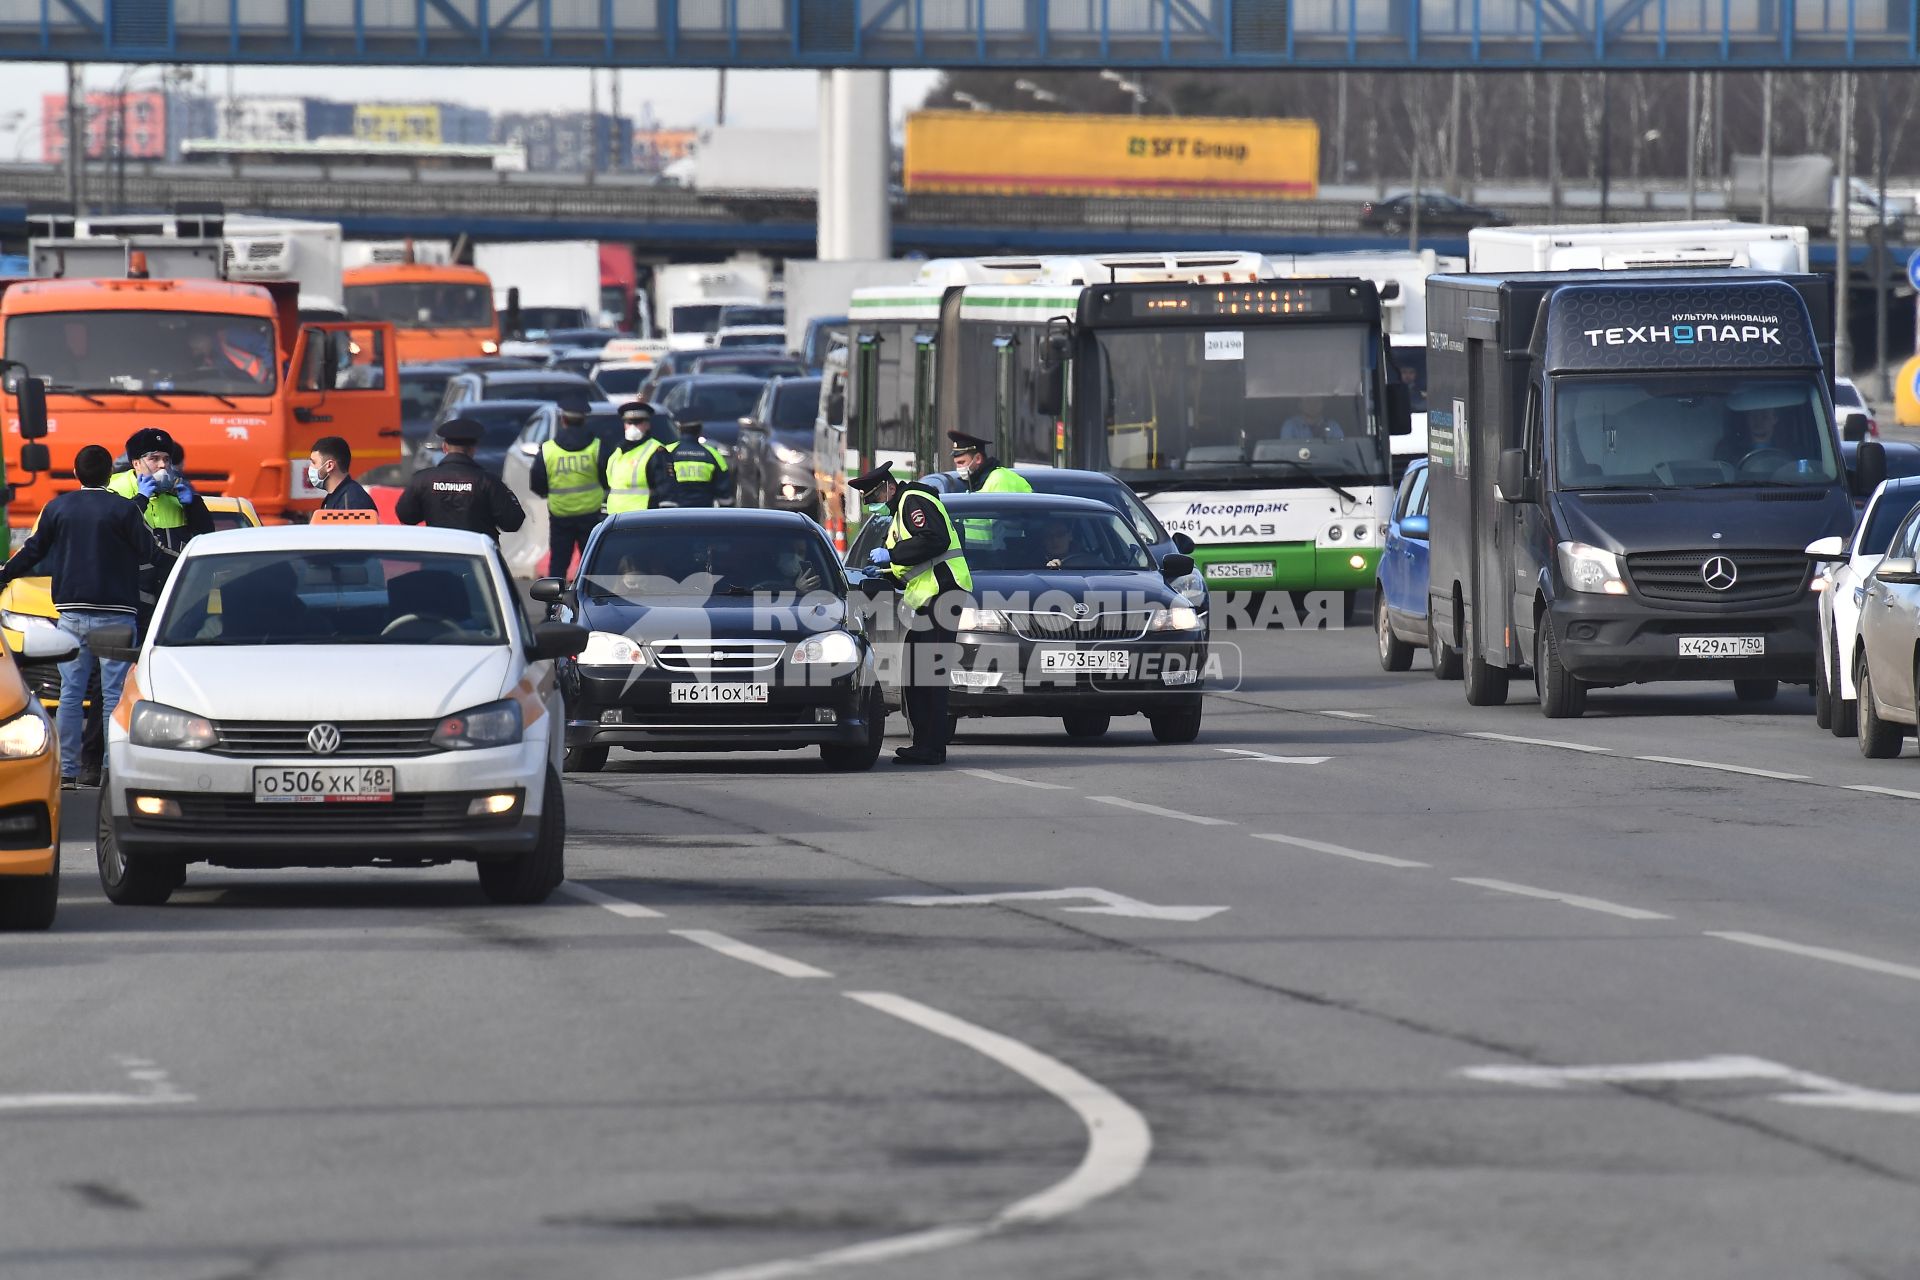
left=1040, top=521, right=1075, bottom=570
left=383, top=569, right=469, bottom=640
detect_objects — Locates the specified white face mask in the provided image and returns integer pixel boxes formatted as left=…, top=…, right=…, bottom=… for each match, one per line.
left=306, top=463, right=327, bottom=490
left=624, top=425, right=645, bottom=442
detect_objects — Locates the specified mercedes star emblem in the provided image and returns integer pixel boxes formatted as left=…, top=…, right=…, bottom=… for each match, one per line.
left=307, top=722, right=342, bottom=755
left=1701, top=556, right=1739, bottom=592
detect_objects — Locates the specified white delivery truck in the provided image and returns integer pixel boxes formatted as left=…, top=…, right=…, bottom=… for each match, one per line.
left=223, top=215, right=346, bottom=320
left=653, top=258, right=774, bottom=350
left=685, top=128, right=819, bottom=193
left=1469, top=221, right=1810, bottom=273
left=474, top=241, right=603, bottom=337
left=781, top=258, right=924, bottom=349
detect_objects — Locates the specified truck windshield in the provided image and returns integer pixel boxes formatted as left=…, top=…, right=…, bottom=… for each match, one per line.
left=1095, top=325, right=1385, bottom=485
left=7, top=311, right=277, bottom=397
left=671, top=304, right=724, bottom=335
left=346, top=282, right=493, bottom=330
left=1554, top=374, right=1838, bottom=490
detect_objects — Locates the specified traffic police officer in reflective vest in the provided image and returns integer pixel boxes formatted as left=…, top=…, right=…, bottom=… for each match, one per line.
left=663, top=417, right=733, bottom=508
left=110, top=427, right=214, bottom=629
left=395, top=418, right=528, bottom=540
left=531, top=390, right=614, bottom=578
left=851, top=463, right=972, bottom=766
left=950, top=430, right=1031, bottom=494
left=605, top=401, right=673, bottom=515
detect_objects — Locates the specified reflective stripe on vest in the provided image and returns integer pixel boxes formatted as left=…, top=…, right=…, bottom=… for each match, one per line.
left=541, top=439, right=605, bottom=518
left=108, top=470, right=187, bottom=530
left=673, top=442, right=726, bottom=487
left=605, top=439, right=662, bottom=514
left=886, top=492, right=973, bottom=612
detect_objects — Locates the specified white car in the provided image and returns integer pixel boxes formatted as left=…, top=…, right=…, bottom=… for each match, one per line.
left=714, top=324, right=787, bottom=350
left=91, top=526, right=587, bottom=906
left=1809, top=475, right=1920, bottom=737
left=1853, top=501, right=1920, bottom=756
left=1834, top=377, right=1879, bottom=443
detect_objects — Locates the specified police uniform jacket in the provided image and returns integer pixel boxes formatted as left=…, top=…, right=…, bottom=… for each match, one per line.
left=395, top=453, right=527, bottom=538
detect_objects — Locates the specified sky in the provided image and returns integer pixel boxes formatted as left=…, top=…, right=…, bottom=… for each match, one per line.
left=0, top=65, right=944, bottom=159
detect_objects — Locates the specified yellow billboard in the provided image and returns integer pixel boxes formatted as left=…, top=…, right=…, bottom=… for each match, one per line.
left=905, top=110, right=1319, bottom=201
left=355, top=104, right=444, bottom=146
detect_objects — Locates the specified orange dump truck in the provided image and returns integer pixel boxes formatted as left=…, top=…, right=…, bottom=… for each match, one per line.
left=1, top=256, right=401, bottom=525
left=343, top=261, right=500, bottom=362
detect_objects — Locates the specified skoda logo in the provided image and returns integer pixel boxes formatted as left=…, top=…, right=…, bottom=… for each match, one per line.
left=1072, top=603, right=1089, bottom=618
left=1701, top=556, right=1739, bottom=592
left=306, top=723, right=342, bottom=755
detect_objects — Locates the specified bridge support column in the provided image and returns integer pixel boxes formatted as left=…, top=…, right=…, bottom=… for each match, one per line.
left=818, top=70, right=891, bottom=261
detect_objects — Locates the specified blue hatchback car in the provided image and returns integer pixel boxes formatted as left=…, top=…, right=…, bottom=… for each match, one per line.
left=1377, top=459, right=1457, bottom=676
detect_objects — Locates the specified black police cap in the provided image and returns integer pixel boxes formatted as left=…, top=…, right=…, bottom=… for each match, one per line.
left=848, top=464, right=899, bottom=494
left=947, top=431, right=989, bottom=453
left=125, top=427, right=177, bottom=460
left=437, top=417, right=485, bottom=445
left=618, top=400, right=653, bottom=420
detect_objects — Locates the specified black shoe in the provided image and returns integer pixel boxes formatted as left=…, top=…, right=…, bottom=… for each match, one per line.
left=78, top=768, right=101, bottom=788
left=893, top=746, right=946, bottom=765
left=60, top=776, right=79, bottom=790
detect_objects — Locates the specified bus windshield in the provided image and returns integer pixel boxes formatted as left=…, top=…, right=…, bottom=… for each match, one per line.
left=346, top=282, right=493, bottom=330
left=7, top=311, right=278, bottom=396
left=1554, top=373, right=1839, bottom=491
left=1095, top=324, right=1385, bottom=486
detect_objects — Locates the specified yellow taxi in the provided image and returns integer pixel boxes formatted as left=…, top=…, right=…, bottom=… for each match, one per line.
left=0, top=637, right=63, bottom=929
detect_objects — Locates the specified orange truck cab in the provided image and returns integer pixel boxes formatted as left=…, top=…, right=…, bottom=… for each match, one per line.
left=0, top=246, right=401, bottom=526
left=343, top=261, right=500, bottom=363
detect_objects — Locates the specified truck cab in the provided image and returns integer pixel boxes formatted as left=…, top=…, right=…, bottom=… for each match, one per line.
left=1427, top=270, right=1851, bottom=717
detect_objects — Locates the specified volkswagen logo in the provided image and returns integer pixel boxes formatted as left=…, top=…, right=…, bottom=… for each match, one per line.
left=306, top=723, right=342, bottom=756
left=1701, top=556, right=1739, bottom=592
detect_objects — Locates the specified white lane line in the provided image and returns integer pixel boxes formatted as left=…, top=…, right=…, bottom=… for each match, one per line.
left=559, top=881, right=666, bottom=919
left=670, top=929, right=832, bottom=979
left=0, top=1058, right=195, bottom=1112
left=1635, top=755, right=1809, bottom=781
left=667, top=989, right=1152, bottom=1280
left=1321, top=710, right=1375, bottom=719
left=1845, top=783, right=1920, bottom=801
left=1086, top=796, right=1234, bottom=826
left=1707, top=931, right=1920, bottom=984
left=1252, top=832, right=1428, bottom=869
left=959, top=768, right=1069, bottom=791
left=1453, top=877, right=1672, bottom=921
left=1216, top=748, right=1333, bottom=764
left=1467, top=731, right=1612, bottom=754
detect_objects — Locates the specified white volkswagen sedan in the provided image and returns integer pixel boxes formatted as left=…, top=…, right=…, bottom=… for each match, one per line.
left=1809, top=476, right=1920, bottom=738
left=91, top=526, right=587, bottom=907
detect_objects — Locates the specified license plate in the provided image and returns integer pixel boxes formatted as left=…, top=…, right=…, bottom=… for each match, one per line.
left=1039, top=650, right=1132, bottom=674
left=1678, top=635, right=1765, bottom=658
left=253, top=765, right=394, bottom=804
left=670, top=683, right=770, bottom=703
left=1205, top=561, right=1273, bottom=581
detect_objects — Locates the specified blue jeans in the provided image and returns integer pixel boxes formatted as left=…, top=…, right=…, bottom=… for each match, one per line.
left=56, top=610, right=134, bottom=780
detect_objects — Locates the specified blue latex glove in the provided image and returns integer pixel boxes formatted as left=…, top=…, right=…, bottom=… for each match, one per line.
left=135, top=471, right=160, bottom=498
left=173, top=477, right=197, bottom=503
left=867, top=547, right=892, bottom=569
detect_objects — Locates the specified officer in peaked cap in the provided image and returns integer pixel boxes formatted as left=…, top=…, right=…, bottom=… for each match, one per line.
left=395, top=417, right=527, bottom=539
left=948, top=430, right=1031, bottom=494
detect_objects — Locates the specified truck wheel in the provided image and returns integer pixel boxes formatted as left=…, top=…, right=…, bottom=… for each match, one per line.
left=96, top=792, right=184, bottom=907
left=1149, top=706, right=1203, bottom=744
left=1535, top=618, right=1587, bottom=719
left=821, top=690, right=886, bottom=771
left=1462, top=616, right=1509, bottom=707
left=1376, top=590, right=1413, bottom=672
left=1063, top=713, right=1111, bottom=740
left=0, top=866, right=57, bottom=930
left=1830, top=629, right=1858, bottom=738
left=478, top=769, right=566, bottom=905
left=1428, top=613, right=1462, bottom=681
left=1733, top=678, right=1778, bottom=703
left=563, top=744, right=608, bottom=773
left=1857, top=654, right=1904, bottom=759
left=1813, top=639, right=1832, bottom=728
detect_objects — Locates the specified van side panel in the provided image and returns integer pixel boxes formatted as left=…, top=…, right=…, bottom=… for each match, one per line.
left=1424, top=278, right=1479, bottom=652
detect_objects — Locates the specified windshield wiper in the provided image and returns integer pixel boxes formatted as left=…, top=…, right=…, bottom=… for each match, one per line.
left=128, top=389, right=173, bottom=408
left=1249, top=458, right=1359, bottom=503
left=48, top=385, right=107, bottom=406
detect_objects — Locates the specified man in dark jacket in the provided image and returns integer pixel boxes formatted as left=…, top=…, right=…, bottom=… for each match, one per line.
left=0, top=445, right=156, bottom=788
left=396, top=418, right=528, bottom=540
left=530, top=392, right=614, bottom=578
left=309, top=436, right=378, bottom=512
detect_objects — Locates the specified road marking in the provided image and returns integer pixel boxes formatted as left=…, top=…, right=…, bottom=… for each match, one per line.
left=1635, top=755, right=1808, bottom=781
left=1467, top=731, right=1612, bottom=754
left=559, top=881, right=666, bottom=919
left=0, top=1058, right=194, bottom=1112
left=1453, top=877, right=1672, bottom=921
left=1462, top=1054, right=1920, bottom=1117
left=1216, top=747, right=1333, bottom=764
left=1845, top=783, right=1920, bottom=801
left=1707, top=931, right=1920, bottom=983
left=1321, top=710, right=1374, bottom=719
left=669, top=991, right=1153, bottom=1280
left=1086, top=796, right=1234, bottom=826
left=669, top=930, right=832, bottom=979
left=959, top=768, right=1069, bottom=790
left=1252, top=832, right=1428, bottom=868
left=876, top=886, right=1229, bottom=923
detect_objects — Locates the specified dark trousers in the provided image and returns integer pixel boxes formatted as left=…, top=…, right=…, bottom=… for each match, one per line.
left=81, top=661, right=103, bottom=772
left=902, top=609, right=955, bottom=755
left=548, top=514, right=601, bottom=581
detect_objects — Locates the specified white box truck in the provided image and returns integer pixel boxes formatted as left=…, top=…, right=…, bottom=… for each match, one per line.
left=654, top=258, right=774, bottom=350
left=1469, top=221, right=1809, bottom=274
left=474, top=241, right=603, bottom=337
left=223, top=215, right=346, bottom=320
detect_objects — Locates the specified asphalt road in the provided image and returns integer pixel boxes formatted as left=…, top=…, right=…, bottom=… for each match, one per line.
left=7, top=613, right=1920, bottom=1279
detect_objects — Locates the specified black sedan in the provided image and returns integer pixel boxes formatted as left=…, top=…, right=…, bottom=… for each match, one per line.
left=736, top=376, right=823, bottom=517
left=1359, top=191, right=1508, bottom=234
left=848, top=494, right=1208, bottom=743
left=408, top=399, right=548, bottom=479
left=539, top=509, right=886, bottom=771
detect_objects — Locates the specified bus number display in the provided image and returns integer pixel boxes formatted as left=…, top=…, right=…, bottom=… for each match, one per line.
left=1123, top=285, right=1334, bottom=319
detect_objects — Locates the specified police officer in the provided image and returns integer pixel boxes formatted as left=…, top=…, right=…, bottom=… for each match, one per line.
left=663, top=415, right=734, bottom=508
left=110, top=428, right=214, bottom=630
left=395, top=418, right=528, bottom=539
left=531, top=391, right=614, bottom=578
left=850, top=464, right=972, bottom=766
left=605, top=402, right=673, bottom=515
left=949, top=430, right=1031, bottom=494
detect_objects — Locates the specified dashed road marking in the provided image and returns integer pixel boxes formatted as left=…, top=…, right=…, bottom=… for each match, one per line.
left=1635, top=755, right=1808, bottom=781
left=559, top=881, right=666, bottom=919
left=670, top=929, right=832, bottom=979
left=1320, top=710, right=1375, bottom=720
left=1086, top=796, right=1235, bottom=826
left=959, top=768, right=1070, bottom=790
left=1216, top=748, right=1333, bottom=764
left=1467, top=731, right=1612, bottom=754
left=1845, top=783, right=1920, bottom=801
left=1253, top=832, right=1428, bottom=868
left=1454, top=877, right=1672, bottom=921
left=0, top=1058, right=195, bottom=1112
left=1706, top=931, right=1920, bottom=983
left=876, top=886, right=1229, bottom=923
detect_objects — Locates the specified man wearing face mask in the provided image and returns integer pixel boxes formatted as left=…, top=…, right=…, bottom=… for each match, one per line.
left=532, top=390, right=616, bottom=579
left=109, top=428, right=214, bottom=629
left=949, top=431, right=1031, bottom=494
left=309, top=437, right=378, bottom=512
left=605, top=402, right=674, bottom=515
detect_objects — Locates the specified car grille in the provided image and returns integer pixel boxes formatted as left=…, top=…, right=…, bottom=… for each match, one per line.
left=648, top=640, right=787, bottom=674
left=1625, top=550, right=1810, bottom=605
left=19, top=659, right=63, bottom=705
left=1004, top=610, right=1153, bottom=643
left=135, top=793, right=515, bottom=835
left=208, top=719, right=443, bottom=758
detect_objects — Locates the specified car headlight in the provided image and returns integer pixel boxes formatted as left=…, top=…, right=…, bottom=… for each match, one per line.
left=956, top=607, right=1011, bottom=632
left=431, top=699, right=524, bottom=750
left=1351, top=523, right=1370, bottom=541
left=481, top=340, right=500, bottom=354
left=580, top=630, right=652, bottom=666
left=774, top=444, right=808, bottom=464
left=1326, top=525, right=1343, bottom=542
left=791, top=630, right=859, bottom=664
left=2, top=609, right=48, bottom=634
left=1149, top=604, right=1203, bottom=632
left=0, top=708, right=50, bottom=758
left=1556, top=541, right=1628, bottom=596
left=129, top=701, right=217, bottom=751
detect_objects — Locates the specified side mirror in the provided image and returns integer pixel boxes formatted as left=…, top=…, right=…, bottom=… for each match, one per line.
left=1385, top=381, right=1413, bottom=437
left=86, top=623, right=139, bottom=663
left=1804, top=535, right=1847, bottom=561
left=739, top=416, right=753, bottom=428
left=529, top=576, right=566, bottom=603
left=1497, top=448, right=1535, bottom=504
left=18, top=442, right=49, bottom=474
left=1857, top=440, right=1888, bottom=496
left=1842, top=417, right=1869, bottom=442
left=1034, top=363, right=1065, bottom=418
left=530, top=621, right=589, bottom=660
left=1399, top=513, right=1430, bottom=540
left=519, top=441, right=540, bottom=457
left=1161, top=552, right=1196, bottom=581
left=1875, top=556, right=1919, bottom=584
left=15, top=376, right=47, bottom=440
left=827, top=389, right=846, bottom=424
left=1171, top=531, right=1196, bottom=555
left=854, top=574, right=892, bottom=597
left=19, top=622, right=78, bottom=662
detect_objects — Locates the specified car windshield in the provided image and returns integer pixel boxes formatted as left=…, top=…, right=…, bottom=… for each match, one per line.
left=455, top=405, right=541, bottom=447
left=771, top=383, right=821, bottom=429
left=721, top=305, right=783, bottom=327
left=667, top=381, right=762, bottom=421
left=1554, top=373, right=1839, bottom=490
left=346, top=282, right=493, bottom=329
left=486, top=378, right=585, bottom=404
left=718, top=333, right=783, bottom=348
left=8, top=310, right=278, bottom=396
left=1043, top=477, right=1170, bottom=544
left=583, top=525, right=839, bottom=600
left=1861, top=490, right=1920, bottom=555
left=400, top=370, right=453, bottom=429
left=158, top=550, right=506, bottom=647
left=514, top=308, right=590, bottom=335
left=207, top=507, right=254, bottom=532
left=1835, top=382, right=1865, bottom=407
left=671, top=304, right=724, bottom=335
left=548, top=328, right=617, bottom=348
left=592, top=365, right=649, bottom=395
left=955, top=506, right=1155, bottom=571
left=696, top=357, right=804, bottom=378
